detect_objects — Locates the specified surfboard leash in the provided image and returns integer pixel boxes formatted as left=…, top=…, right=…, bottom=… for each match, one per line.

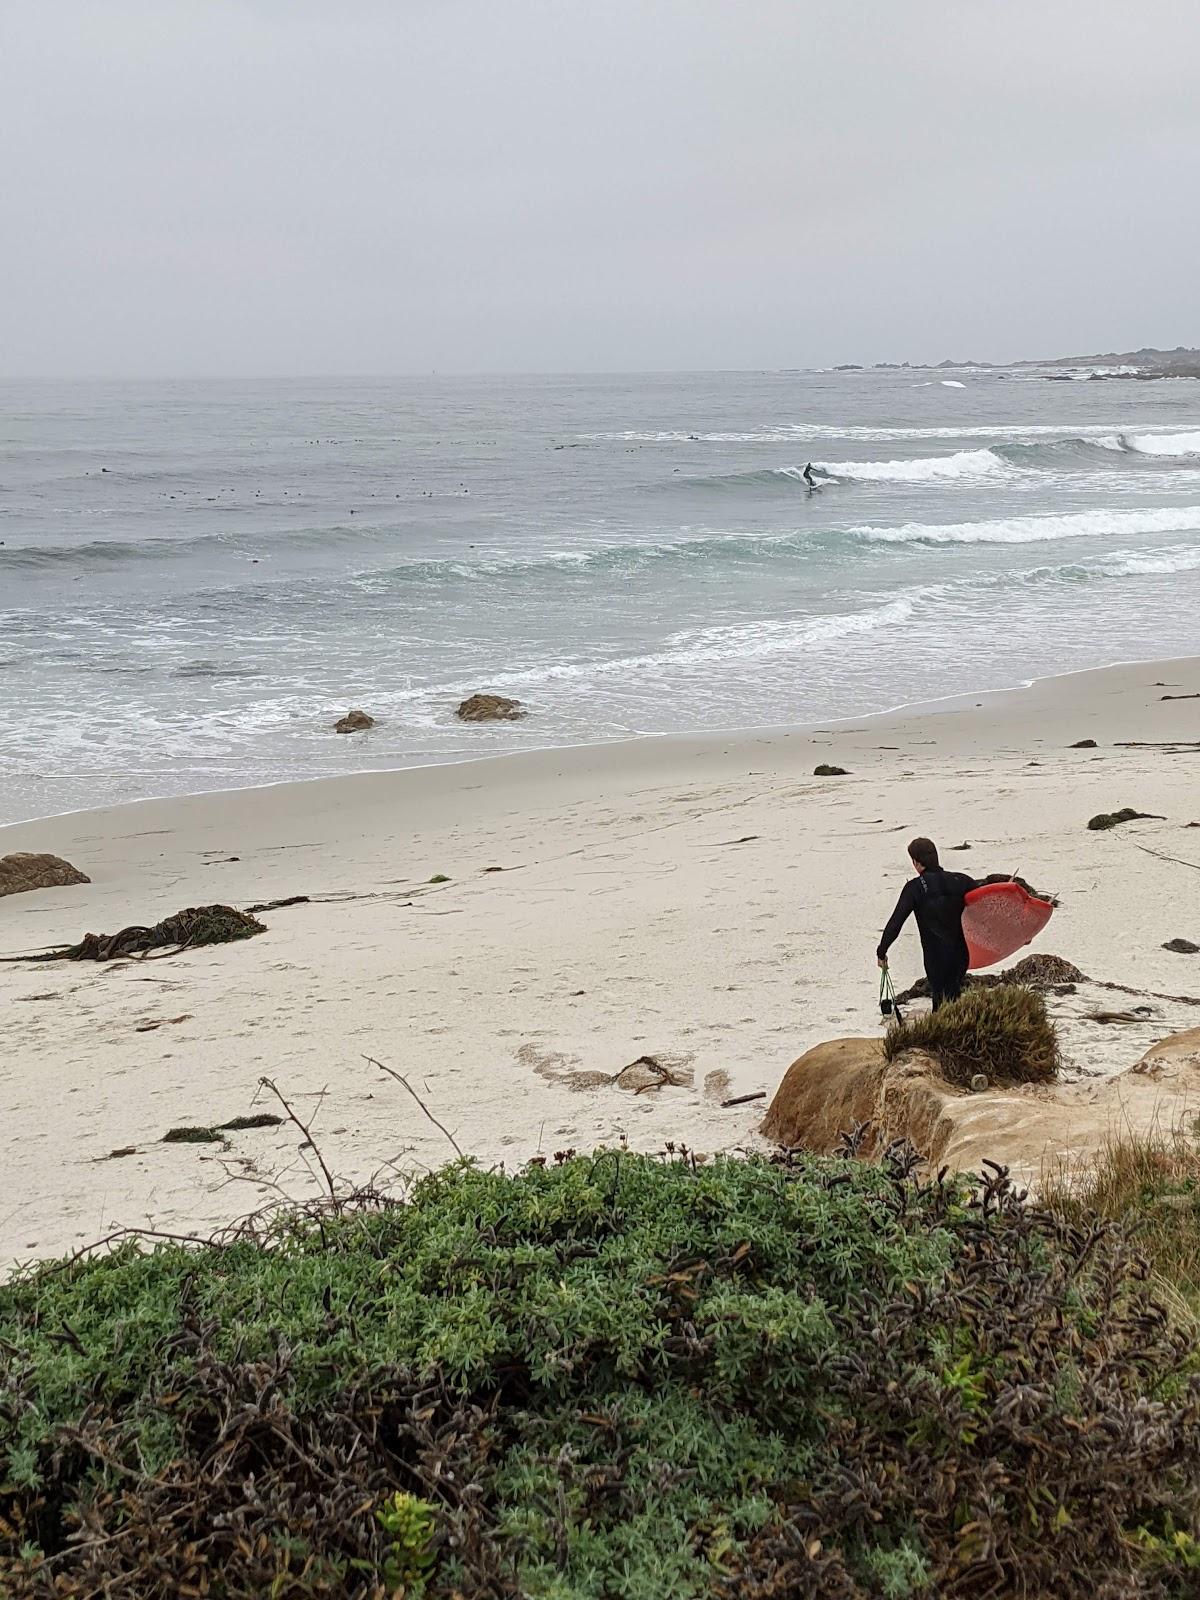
left=879, top=965, right=905, bottom=1025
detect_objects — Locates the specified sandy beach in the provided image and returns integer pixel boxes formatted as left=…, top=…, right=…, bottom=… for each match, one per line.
left=3, top=658, right=1199, bottom=1268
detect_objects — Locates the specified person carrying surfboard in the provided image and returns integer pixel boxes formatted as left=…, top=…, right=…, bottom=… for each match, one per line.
left=876, top=837, right=977, bottom=1011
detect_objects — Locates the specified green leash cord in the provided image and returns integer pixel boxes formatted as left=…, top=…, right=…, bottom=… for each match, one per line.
left=879, top=964, right=901, bottom=1018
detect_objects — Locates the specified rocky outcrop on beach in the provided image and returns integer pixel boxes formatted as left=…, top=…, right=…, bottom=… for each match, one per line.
left=762, top=1027, right=1200, bottom=1193
left=334, top=709, right=375, bottom=733
left=0, top=852, right=90, bottom=899
left=456, top=693, right=526, bottom=722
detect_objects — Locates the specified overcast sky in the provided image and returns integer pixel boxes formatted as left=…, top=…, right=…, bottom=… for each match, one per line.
left=3, top=0, right=1197, bottom=377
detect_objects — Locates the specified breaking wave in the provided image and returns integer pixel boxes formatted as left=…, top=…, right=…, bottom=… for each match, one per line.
left=439, top=593, right=927, bottom=691
left=855, top=505, right=1200, bottom=547
left=813, top=449, right=1003, bottom=482
left=11, top=508, right=1200, bottom=593
left=671, top=433, right=1200, bottom=491
left=583, top=423, right=1161, bottom=445
left=1120, top=430, right=1200, bottom=457
left=1092, top=544, right=1200, bottom=578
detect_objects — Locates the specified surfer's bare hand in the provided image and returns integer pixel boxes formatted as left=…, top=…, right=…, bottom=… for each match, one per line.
left=877, top=956, right=887, bottom=970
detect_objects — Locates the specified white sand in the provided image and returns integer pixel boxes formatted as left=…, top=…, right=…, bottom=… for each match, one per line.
left=3, top=659, right=1199, bottom=1268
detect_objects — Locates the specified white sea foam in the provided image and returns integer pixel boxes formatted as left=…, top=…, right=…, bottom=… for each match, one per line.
left=810, top=448, right=1003, bottom=483
left=656, top=594, right=919, bottom=664
left=1122, top=430, right=1200, bottom=457
left=856, top=505, right=1200, bottom=547
left=441, top=592, right=925, bottom=693
left=1094, top=545, right=1200, bottom=578
left=940, top=379, right=967, bottom=388
left=585, top=423, right=1144, bottom=444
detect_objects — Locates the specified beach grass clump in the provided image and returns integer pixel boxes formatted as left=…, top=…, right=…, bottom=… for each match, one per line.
left=884, top=983, right=1060, bottom=1087
left=4, top=1149, right=1200, bottom=1597
left=1042, top=1127, right=1200, bottom=1313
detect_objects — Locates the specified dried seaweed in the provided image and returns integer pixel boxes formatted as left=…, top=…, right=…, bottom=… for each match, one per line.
left=4, top=905, right=265, bottom=963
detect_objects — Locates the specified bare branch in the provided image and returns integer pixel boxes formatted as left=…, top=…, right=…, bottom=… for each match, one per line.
left=258, top=1077, right=338, bottom=1200
left=364, top=1056, right=465, bottom=1158
left=1133, top=843, right=1200, bottom=873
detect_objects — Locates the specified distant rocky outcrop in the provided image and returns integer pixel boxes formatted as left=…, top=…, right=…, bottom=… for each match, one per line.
left=456, top=694, right=526, bottom=723
left=1029, top=347, right=1200, bottom=380
left=762, top=1027, right=1200, bottom=1194
left=0, top=853, right=90, bottom=899
left=334, top=709, right=375, bottom=733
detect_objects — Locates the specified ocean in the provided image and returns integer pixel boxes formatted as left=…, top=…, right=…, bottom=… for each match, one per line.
left=2, top=369, right=1199, bottom=825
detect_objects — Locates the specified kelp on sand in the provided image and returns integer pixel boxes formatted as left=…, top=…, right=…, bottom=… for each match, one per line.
left=2, top=904, right=265, bottom=963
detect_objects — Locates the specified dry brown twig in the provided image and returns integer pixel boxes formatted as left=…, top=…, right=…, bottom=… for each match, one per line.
left=364, top=1056, right=465, bottom=1158
left=1133, top=842, right=1200, bottom=873
left=257, top=1077, right=338, bottom=1200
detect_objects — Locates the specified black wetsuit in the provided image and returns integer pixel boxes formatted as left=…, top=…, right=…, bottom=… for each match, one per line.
left=877, top=868, right=978, bottom=1009
left=803, top=463, right=817, bottom=487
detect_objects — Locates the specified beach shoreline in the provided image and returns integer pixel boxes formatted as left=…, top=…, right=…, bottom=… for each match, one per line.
left=3, top=655, right=1199, bottom=1267
left=3, top=649, right=1196, bottom=836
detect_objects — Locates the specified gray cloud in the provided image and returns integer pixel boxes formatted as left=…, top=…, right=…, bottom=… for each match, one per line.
left=2, top=0, right=1197, bottom=376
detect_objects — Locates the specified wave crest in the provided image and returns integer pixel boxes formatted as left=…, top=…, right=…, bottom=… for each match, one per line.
left=1121, top=430, right=1200, bottom=457
left=855, top=505, right=1200, bottom=547
left=816, top=449, right=1003, bottom=482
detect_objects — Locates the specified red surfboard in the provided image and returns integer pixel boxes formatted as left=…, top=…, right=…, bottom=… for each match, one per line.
left=962, top=881, right=1054, bottom=970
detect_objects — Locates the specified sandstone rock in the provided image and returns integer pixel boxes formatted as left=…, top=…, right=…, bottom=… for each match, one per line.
left=760, top=1038, right=886, bottom=1151
left=762, top=1027, right=1200, bottom=1195
left=456, top=693, right=526, bottom=723
left=0, top=853, right=90, bottom=899
left=334, top=709, right=375, bottom=733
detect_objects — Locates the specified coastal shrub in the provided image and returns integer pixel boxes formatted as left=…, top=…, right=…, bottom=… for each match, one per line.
left=2, top=1150, right=1199, bottom=1598
left=884, top=983, right=1060, bottom=1086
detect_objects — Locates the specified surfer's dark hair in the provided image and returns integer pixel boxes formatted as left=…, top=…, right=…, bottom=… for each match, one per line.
left=908, top=837, right=939, bottom=871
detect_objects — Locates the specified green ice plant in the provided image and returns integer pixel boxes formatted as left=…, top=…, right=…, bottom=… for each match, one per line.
left=2, top=1148, right=1199, bottom=1597
left=376, top=1492, right=437, bottom=1593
